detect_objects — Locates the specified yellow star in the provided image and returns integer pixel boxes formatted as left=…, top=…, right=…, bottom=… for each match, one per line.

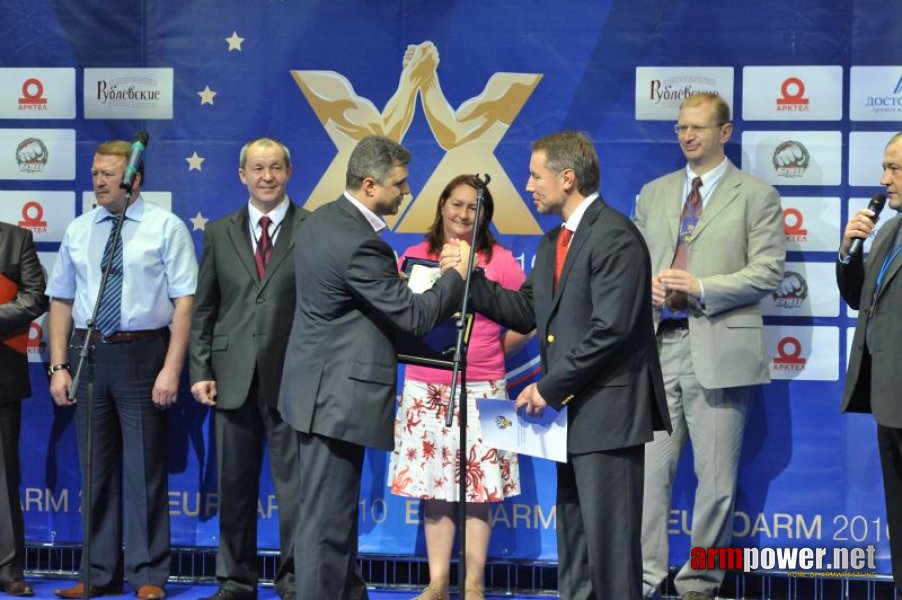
left=225, top=31, right=245, bottom=52
left=190, top=211, right=210, bottom=232
left=185, top=151, right=205, bottom=171
left=198, top=85, right=217, bottom=105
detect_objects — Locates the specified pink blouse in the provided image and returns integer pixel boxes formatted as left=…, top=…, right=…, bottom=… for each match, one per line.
left=400, top=240, right=526, bottom=384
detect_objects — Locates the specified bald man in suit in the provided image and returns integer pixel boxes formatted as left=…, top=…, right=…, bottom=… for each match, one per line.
left=837, top=131, right=902, bottom=592
left=190, top=138, right=308, bottom=600
left=634, top=94, right=785, bottom=600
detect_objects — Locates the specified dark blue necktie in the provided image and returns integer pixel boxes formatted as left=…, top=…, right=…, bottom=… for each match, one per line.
left=95, top=216, right=124, bottom=337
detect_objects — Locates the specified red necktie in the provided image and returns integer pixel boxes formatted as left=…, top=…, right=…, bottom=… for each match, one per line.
left=254, top=216, right=273, bottom=279
left=554, top=227, right=573, bottom=289
left=671, top=176, right=703, bottom=271
left=667, top=176, right=703, bottom=311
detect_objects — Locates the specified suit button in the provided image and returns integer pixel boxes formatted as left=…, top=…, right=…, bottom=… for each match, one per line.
left=256, top=297, right=264, bottom=304
left=546, top=334, right=555, bottom=343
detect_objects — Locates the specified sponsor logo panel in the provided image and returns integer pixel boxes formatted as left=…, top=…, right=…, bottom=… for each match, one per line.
left=761, top=262, right=839, bottom=317
left=26, top=252, right=58, bottom=364
left=0, top=192, right=75, bottom=242
left=742, top=66, right=842, bottom=121
left=0, top=68, right=76, bottom=119
left=850, top=66, right=902, bottom=121
left=635, top=66, right=734, bottom=120
left=765, top=325, right=839, bottom=381
left=741, top=131, right=842, bottom=186
left=83, top=68, right=174, bottom=120
left=782, top=196, right=841, bottom=252
left=848, top=131, right=896, bottom=187
left=0, top=129, right=76, bottom=180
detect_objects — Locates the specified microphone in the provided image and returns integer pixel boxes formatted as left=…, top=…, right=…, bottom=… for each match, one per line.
left=120, top=131, right=150, bottom=193
left=848, top=192, right=887, bottom=257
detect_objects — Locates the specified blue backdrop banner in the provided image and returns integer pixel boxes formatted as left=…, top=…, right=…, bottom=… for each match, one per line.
left=1, top=0, right=901, bottom=573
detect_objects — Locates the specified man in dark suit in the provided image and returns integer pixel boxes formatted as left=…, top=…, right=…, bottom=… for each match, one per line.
left=0, top=223, right=48, bottom=597
left=277, top=135, right=469, bottom=599
left=837, top=131, right=902, bottom=591
left=453, top=131, right=669, bottom=599
left=190, top=138, right=308, bottom=600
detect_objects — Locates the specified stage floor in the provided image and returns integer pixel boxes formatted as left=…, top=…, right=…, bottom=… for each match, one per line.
left=22, top=579, right=555, bottom=599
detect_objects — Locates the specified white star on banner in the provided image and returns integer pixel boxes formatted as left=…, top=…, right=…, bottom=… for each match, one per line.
left=225, top=31, right=245, bottom=51
left=190, top=211, right=210, bottom=231
left=185, top=152, right=205, bottom=171
left=198, top=85, right=217, bottom=105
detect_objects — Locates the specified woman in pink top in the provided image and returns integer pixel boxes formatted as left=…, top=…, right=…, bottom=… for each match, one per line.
left=388, top=175, right=532, bottom=600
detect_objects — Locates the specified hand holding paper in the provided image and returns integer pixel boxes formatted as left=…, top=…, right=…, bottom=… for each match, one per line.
left=479, top=397, right=568, bottom=463
left=515, top=382, right=548, bottom=417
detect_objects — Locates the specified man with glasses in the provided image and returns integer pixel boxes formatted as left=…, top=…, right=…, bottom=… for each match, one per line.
left=633, top=93, right=785, bottom=600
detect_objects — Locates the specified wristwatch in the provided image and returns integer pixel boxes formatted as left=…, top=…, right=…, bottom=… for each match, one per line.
left=47, top=363, right=69, bottom=376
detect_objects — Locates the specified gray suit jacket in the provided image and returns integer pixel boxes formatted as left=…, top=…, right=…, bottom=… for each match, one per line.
left=0, top=223, right=48, bottom=402
left=838, top=214, right=902, bottom=428
left=189, top=202, right=309, bottom=409
left=469, top=198, right=669, bottom=454
left=634, top=161, right=785, bottom=390
left=277, top=196, right=464, bottom=450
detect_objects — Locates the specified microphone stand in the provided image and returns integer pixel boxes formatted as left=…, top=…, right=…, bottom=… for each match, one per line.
left=444, top=173, right=490, bottom=600
left=68, top=189, right=132, bottom=600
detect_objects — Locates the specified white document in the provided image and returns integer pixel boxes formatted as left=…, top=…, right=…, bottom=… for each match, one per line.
left=478, top=398, right=568, bottom=462
left=407, top=263, right=441, bottom=293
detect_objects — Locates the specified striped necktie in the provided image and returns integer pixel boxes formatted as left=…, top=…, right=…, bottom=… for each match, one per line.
left=95, top=216, right=124, bottom=337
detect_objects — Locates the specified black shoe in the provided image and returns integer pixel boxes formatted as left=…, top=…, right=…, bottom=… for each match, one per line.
left=199, top=588, right=256, bottom=600
left=1, top=579, right=34, bottom=597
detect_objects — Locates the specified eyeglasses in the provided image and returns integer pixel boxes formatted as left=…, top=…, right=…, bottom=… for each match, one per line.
left=674, top=123, right=727, bottom=135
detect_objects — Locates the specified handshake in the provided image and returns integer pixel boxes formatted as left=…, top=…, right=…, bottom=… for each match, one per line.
left=439, top=239, right=475, bottom=279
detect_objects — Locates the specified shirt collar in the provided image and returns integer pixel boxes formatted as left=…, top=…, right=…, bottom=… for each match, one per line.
left=248, top=196, right=290, bottom=228
left=344, top=191, right=387, bottom=234
left=562, top=192, right=599, bottom=233
left=686, top=157, right=729, bottom=191
left=94, top=195, right=145, bottom=223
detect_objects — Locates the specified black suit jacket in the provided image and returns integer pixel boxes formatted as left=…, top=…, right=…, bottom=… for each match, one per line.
left=838, top=214, right=902, bottom=428
left=189, top=202, right=309, bottom=408
left=277, top=196, right=464, bottom=450
left=469, top=198, right=669, bottom=454
left=0, top=223, right=48, bottom=402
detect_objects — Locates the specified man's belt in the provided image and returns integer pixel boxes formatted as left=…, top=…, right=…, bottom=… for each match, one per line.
left=74, top=328, right=167, bottom=344
left=656, top=318, right=689, bottom=334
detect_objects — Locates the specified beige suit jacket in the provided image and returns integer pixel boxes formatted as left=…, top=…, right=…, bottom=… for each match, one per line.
left=634, top=160, right=785, bottom=390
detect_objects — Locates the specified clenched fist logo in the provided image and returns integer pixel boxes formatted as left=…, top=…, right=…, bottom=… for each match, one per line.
left=15, top=138, right=48, bottom=172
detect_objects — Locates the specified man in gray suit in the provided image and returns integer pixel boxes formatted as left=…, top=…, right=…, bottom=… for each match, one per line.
left=0, top=222, right=48, bottom=597
left=837, top=131, right=902, bottom=592
left=277, top=135, right=470, bottom=599
left=190, top=138, right=308, bottom=600
left=634, top=94, right=785, bottom=600
left=459, top=130, right=669, bottom=599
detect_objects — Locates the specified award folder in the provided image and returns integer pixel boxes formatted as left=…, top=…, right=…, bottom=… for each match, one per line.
left=397, top=257, right=475, bottom=370
left=0, top=274, right=29, bottom=355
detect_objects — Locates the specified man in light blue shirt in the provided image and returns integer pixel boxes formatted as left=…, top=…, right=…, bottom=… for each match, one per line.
left=46, top=140, right=197, bottom=600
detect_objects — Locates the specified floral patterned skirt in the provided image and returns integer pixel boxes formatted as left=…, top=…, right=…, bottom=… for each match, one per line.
left=388, top=378, right=520, bottom=503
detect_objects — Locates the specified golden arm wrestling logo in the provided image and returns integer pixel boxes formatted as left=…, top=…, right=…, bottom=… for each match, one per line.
left=292, top=41, right=543, bottom=234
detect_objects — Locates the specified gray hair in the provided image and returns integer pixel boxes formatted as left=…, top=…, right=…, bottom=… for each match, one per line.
left=239, top=137, right=292, bottom=169
left=887, top=132, right=902, bottom=150
left=345, top=135, right=411, bottom=190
